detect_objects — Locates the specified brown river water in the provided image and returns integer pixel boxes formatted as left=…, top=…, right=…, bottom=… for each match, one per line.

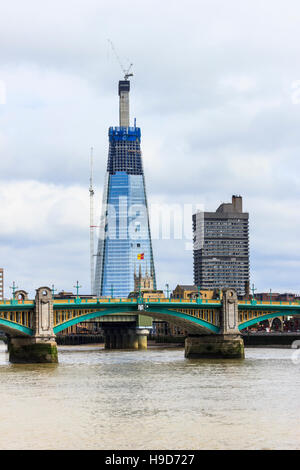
left=0, top=342, right=299, bottom=450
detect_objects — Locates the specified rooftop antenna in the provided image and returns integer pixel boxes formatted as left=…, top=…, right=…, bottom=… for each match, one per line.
left=89, top=147, right=95, bottom=295
left=107, top=39, right=133, bottom=80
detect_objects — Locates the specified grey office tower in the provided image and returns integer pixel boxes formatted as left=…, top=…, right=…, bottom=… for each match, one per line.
left=193, top=196, right=249, bottom=296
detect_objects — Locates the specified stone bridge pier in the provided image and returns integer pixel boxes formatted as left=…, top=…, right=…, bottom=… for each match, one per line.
left=103, top=326, right=150, bottom=350
left=8, top=287, right=58, bottom=363
left=185, top=289, right=245, bottom=359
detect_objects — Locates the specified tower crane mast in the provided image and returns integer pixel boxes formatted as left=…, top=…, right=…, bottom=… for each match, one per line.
left=89, top=147, right=95, bottom=295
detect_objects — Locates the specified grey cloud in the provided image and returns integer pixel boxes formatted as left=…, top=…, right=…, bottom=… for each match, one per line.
left=0, top=0, right=300, bottom=295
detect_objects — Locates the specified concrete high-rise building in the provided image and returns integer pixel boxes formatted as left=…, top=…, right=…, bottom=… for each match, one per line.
left=193, top=196, right=249, bottom=296
left=0, top=269, right=3, bottom=300
left=94, top=79, right=156, bottom=297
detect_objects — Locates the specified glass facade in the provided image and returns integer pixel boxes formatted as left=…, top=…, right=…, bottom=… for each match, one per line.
left=95, top=124, right=156, bottom=297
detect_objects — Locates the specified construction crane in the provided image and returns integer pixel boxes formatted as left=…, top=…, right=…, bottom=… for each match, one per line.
left=108, top=39, right=133, bottom=80
left=89, top=147, right=95, bottom=295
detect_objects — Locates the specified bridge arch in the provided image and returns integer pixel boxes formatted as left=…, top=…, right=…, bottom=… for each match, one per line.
left=270, top=317, right=283, bottom=330
left=53, top=307, right=220, bottom=335
left=239, top=311, right=300, bottom=330
left=0, top=318, right=33, bottom=337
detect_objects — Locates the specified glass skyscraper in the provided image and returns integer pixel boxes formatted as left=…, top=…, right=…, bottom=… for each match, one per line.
left=94, top=79, right=156, bottom=297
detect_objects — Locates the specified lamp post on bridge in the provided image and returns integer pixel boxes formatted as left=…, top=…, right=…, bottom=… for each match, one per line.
left=251, top=283, right=257, bottom=304
left=269, top=288, right=272, bottom=304
left=197, top=285, right=202, bottom=304
left=164, top=283, right=170, bottom=300
left=9, top=281, right=18, bottom=302
left=137, top=281, right=143, bottom=304
left=52, top=284, right=57, bottom=298
left=74, top=281, right=82, bottom=303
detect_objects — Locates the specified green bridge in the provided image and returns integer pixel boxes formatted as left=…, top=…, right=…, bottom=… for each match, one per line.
left=0, top=286, right=299, bottom=362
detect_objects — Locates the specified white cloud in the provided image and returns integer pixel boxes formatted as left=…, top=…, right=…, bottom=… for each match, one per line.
left=219, top=76, right=257, bottom=94
left=0, top=180, right=88, bottom=237
left=0, top=180, right=95, bottom=296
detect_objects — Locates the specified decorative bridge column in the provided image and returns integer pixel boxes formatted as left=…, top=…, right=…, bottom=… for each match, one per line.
left=185, top=289, right=245, bottom=359
left=9, top=287, right=58, bottom=364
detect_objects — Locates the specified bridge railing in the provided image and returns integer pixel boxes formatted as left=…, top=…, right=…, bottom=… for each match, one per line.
left=238, top=300, right=300, bottom=306
left=0, top=296, right=299, bottom=309
left=53, top=297, right=223, bottom=305
left=0, top=300, right=34, bottom=306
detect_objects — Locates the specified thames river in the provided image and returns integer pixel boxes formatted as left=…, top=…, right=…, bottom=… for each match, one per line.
left=0, top=342, right=299, bottom=450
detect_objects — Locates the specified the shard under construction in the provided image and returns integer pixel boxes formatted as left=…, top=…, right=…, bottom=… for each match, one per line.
left=94, top=78, right=156, bottom=297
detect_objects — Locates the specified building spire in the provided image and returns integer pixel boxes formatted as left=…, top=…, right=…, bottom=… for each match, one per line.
left=119, top=80, right=130, bottom=127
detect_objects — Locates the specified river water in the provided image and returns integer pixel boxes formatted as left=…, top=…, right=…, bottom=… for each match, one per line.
left=0, top=342, right=299, bottom=450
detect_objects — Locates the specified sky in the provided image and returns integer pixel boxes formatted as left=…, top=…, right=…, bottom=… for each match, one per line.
left=0, top=0, right=300, bottom=297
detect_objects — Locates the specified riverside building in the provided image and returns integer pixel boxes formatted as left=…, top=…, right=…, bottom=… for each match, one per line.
left=193, top=196, right=249, bottom=296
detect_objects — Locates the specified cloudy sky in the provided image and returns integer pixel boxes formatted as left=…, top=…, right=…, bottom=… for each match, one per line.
left=0, top=0, right=300, bottom=297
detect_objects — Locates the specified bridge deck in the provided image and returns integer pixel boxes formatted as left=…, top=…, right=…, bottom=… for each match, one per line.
left=0, top=296, right=299, bottom=337
left=0, top=297, right=299, bottom=307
